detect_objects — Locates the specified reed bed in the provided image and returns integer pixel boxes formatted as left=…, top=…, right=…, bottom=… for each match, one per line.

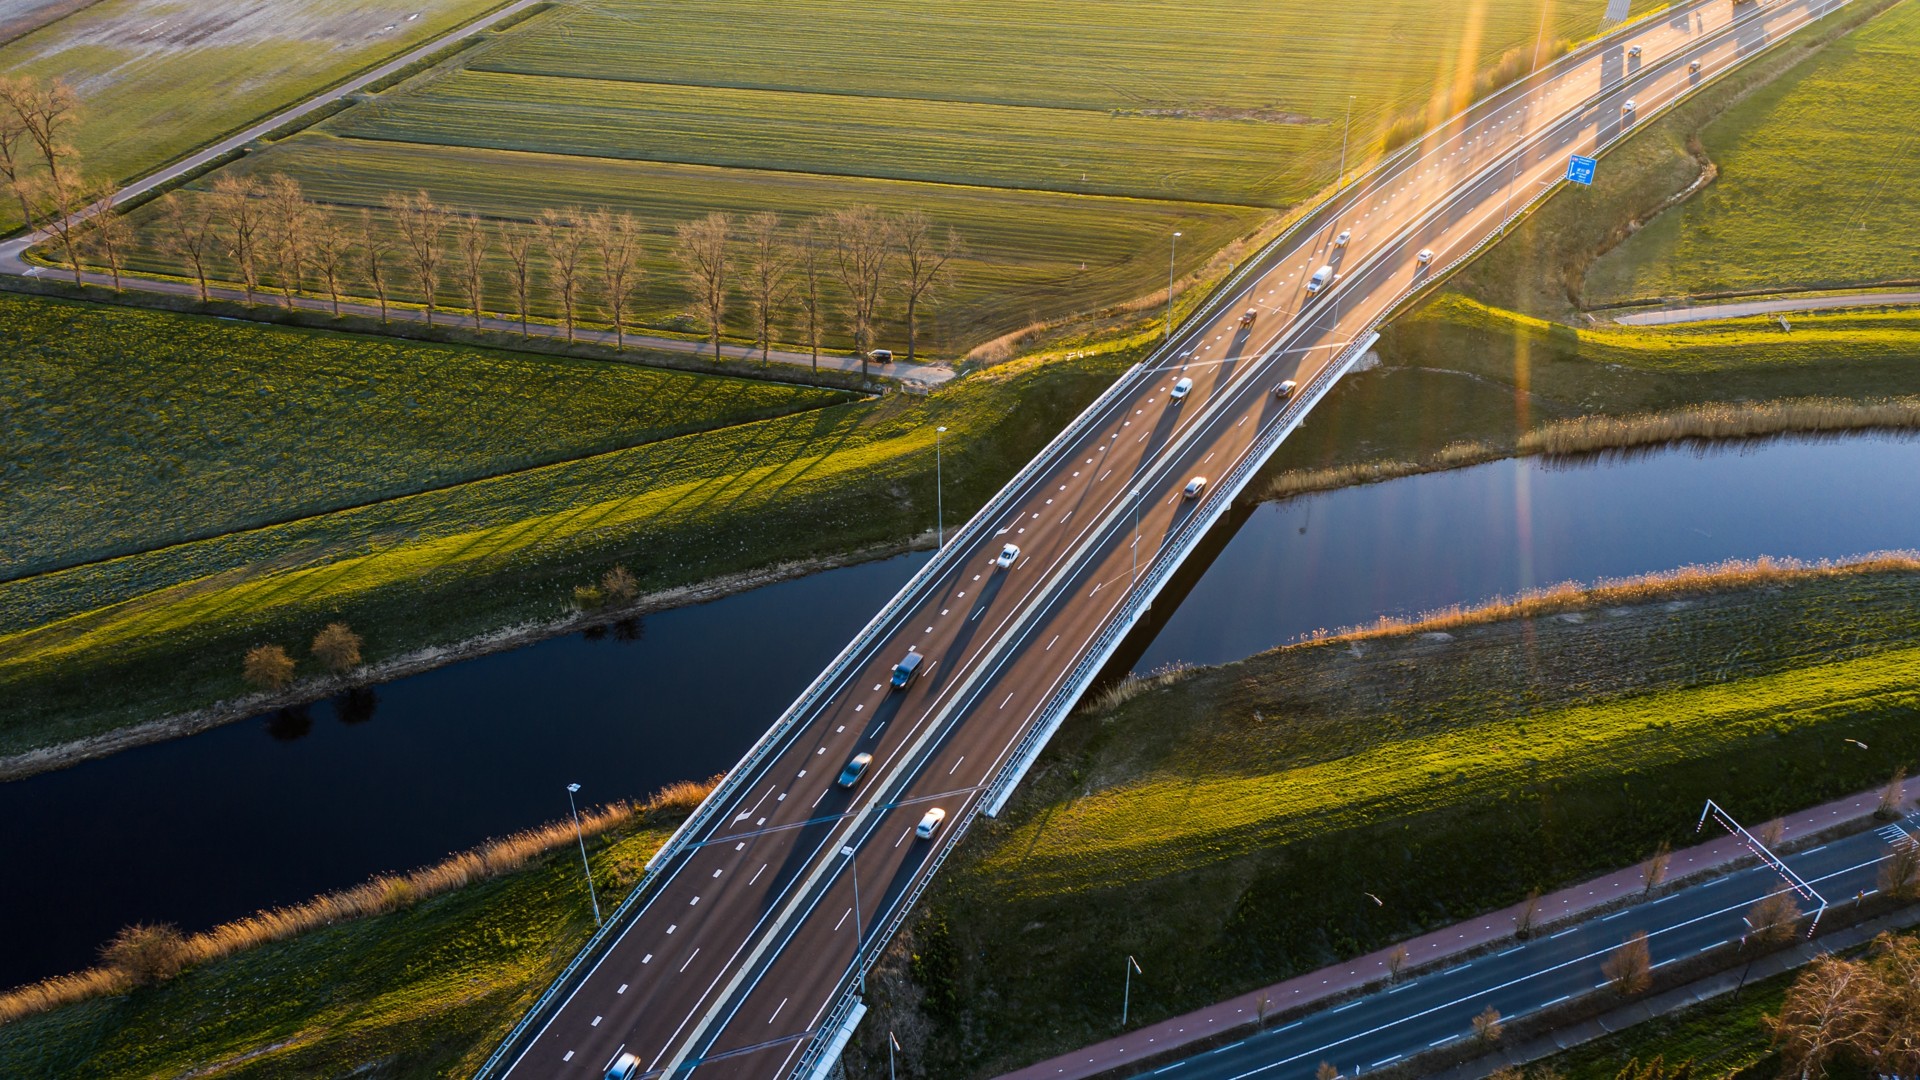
left=1080, top=663, right=1193, bottom=717
left=1297, top=552, right=1920, bottom=649
left=1520, top=398, right=1920, bottom=456
left=1259, top=441, right=1499, bottom=501
left=0, top=775, right=720, bottom=1025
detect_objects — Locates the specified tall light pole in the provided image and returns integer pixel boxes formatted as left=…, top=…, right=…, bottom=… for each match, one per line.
left=935, top=426, right=947, bottom=548
left=1122, top=955, right=1142, bottom=1027
left=888, top=1030, right=901, bottom=1080
left=1130, top=487, right=1143, bottom=587
left=842, top=845, right=865, bottom=996
left=566, top=783, right=601, bottom=927
left=1164, top=231, right=1181, bottom=341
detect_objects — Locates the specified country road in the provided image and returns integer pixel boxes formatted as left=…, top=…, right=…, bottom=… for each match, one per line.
left=1612, top=288, right=1920, bottom=325
left=475, top=1, right=1860, bottom=1077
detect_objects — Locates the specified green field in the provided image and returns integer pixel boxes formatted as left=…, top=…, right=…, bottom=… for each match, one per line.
left=888, top=569, right=1920, bottom=1076
left=0, top=813, right=672, bottom=1079
left=1585, top=0, right=1920, bottom=305
left=0, top=0, right=508, bottom=226
left=109, top=0, right=1657, bottom=357
left=0, top=300, right=1143, bottom=759
left=0, top=292, right=847, bottom=581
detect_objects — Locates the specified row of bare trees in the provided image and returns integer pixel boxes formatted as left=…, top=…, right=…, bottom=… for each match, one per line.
left=1770, top=930, right=1920, bottom=1078
left=133, top=172, right=963, bottom=372
left=0, top=75, right=132, bottom=284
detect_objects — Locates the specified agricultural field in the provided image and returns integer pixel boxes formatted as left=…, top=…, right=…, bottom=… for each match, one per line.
left=113, top=0, right=1657, bottom=357
left=0, top=0, right=508, bottom=227
left=1585, top=0, right=1920, bottom=305
left=900, top=566, right=1920, bottom=1077
left=0, top=293, right=849, bottom=581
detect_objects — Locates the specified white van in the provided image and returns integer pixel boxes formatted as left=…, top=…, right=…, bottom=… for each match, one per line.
left=1305, top=265, right=1333, bottom=296
left=1170, top=377, right=1194, bottom=401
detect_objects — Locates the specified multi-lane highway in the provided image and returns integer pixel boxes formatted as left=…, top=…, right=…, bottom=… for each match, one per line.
left=484, top=2, right=1855, bottom=1076
left=1142, top=813, right=1919, bottom=1080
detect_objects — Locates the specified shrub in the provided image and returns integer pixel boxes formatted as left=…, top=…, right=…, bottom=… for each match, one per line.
left=310, top=621, right=363, bottom=675
left=241, top=643, right=295, bottom=691
left=99, top=923, right=190, bottom=985
left=601, top=564, right=639, bottom=604
left=573, top=584, right=605, bottom=611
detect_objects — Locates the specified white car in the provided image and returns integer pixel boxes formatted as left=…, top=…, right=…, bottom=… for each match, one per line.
left=1622, top=99, right=1637, bottom=115
left=1183, top=476, right=1207, bottom=499
left=606, top=1053, right=642, bottom=1080
left=995, top=543, right=1020, bottom=568
left=916, top=807, right=947, bottom=839
left=1415, top=249, right=1435, bottom=267
left=1170, top=376, right=1194, bottom=401
left=1689, top=59, right=1702, bottom=73
left=1333, top=229, right=1351, bottom=247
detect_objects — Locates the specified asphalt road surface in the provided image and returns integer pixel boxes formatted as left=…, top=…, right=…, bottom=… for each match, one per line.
left=1145, top=815, right=1919, bottom=1080
left=493, top=1, right=1854, bottom=1076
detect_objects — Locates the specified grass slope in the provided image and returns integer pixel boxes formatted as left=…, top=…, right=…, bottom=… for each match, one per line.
left=1586, top=0, right=1920, bottom=304
left=0, top=815, right=673, bottom=1078
left=0, top=0, right=506, bottom=221
left=0, top=292, right=847, bottom=581
left=907, top=570, right=1920, bottom=1076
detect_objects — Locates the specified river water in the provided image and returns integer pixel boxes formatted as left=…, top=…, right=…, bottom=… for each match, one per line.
left=4, top=433, right=1918, bottom=987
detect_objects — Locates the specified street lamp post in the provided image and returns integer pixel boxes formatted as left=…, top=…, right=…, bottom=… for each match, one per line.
left=842, top=845, right=865, bottom=996
left=1130, top=488, right=1143, bottom=587
left=889, top=1030, right=901, bottom=1080
left=936, top=426, right=947, bottom=548
left=1122, top=955, right=1142, bottom=1027
left=1164, top=232, right=1181, bottom=341
left=566, top=783, right=602, bottom=927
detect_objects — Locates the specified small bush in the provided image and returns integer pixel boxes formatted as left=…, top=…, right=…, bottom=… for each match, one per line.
left=573, top=584, right=605, bottom=611
left=241, top=644, right=295, bottom=691
left=601, top=565, right=639, bottom=604
left=310, top=621, right=363, bottom=675
left=99, top=923, right=190, bottom=985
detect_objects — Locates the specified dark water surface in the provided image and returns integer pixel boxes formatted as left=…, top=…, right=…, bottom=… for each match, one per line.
left=5, top=433, right=1919, bottom=987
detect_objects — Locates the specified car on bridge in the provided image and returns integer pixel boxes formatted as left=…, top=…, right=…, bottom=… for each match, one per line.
left=1416, top=248, right=1435, bottom=268
left=1239, top=308, right=1258, bottom=327
left=915, top=807, right=947, bottom=839
left=1306, top=265, right=1333, bottom=296
left=606, top=1053, right=641, bottom=1080
left=1334, top=229, right=1351, bottom=247
left=890, top=650, right=924, bottom=689
left=995, top=543, right=1021, bottom=568
left=837, top=753, right=873, bottom=789
left=1170, top=376, right=1194, bottom=401
left=1183, top=476, right=1207, bottom=499
left=1273, top=379, right=1297, bottom=400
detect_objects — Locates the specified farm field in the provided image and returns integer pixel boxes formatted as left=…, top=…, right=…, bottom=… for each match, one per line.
left=902, top=566, right=1920, bottom=1077
left=0, top=293, right=849, bottom=582
left=1585, top=0, right=1920, bottom=305
left=112, top=0, right=1657, bottom=357
left=0, top=0, right=508, bottom=227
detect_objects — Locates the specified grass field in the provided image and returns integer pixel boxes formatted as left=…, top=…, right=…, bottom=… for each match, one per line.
left=895, top=568, right=1920, bottom=1076
left=0, top=812, right=673, bottom=1078
left=0, top=292, right=848, bottom=581
left=0, top=306, right=1144, bottom=760
left=105, top=0, right=1660, bottom=357
left=0, top=0, right=508, bottom=227
left=1585, top=0, right=1920, bottom=305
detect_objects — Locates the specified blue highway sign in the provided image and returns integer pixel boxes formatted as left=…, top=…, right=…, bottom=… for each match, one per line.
left=1566, top=154, right=1598, bottom=185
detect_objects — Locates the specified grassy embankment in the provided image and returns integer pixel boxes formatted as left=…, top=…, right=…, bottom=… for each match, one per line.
left=0, top=780, right=714, bottom=1078
left=0, top=0, right=511, bottom=229
left=1259, top=0, right=1920, bottom=483
left=865, top=560, right=1920, bottom=1077
left=110, top=0, right=1651, bottom=355
left=0, top=289, right=1145, bottom=764
left=1, top=291, right=848, bottom=582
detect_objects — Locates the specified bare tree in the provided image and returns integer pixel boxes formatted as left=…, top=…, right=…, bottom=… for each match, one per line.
left=1514, top=888, right=1542, bottom=940
left=242, top=644, right=296, bottom=691
left=211, top=174, right=263, bottom=304
left=891, top=208, right=962, bottom=364
left=827, top=205, right=892, bottom=381
left=33, top=171, right=91, bottom=284
left=673, top=211, right=732, bottom=361
left=310, top=623, right=363, bottom=675
left=795, top=217, right=828, bottom=372
left=1768, top=954, right=1876, bottom=1080
left=501, top=221, right=536, bottom=335
left=0, top=76, right=80, bottom=189
left=1758, top=818, right=1786, bottom=851
left=81, top=184, right=133, bottom=290
left=159, top=192, right=221, bottom=301
left=1878, top=766, right=1908, bottom=820
left=263, top=174, right=309, bottom=307
left=308, top=212, right=351, bottom=317
left=1869, top=932, right=1920, bottom=1075
left=1603, top=931, right=1652, bottom=996
left=0, top=80, right=36, bottom=226
left=1641, top=840, right=1672, bottom=897
left=1471, top=1005, right=1503, bottom=1043
left=742, top=211, right=794, bottom=364
left=357, top=208, right=394, bottom=322
left=455, top=212, right=490, bottom=329
left=386, top=190, right=448, bottom=325
left=1747, top=891, right=1803, bottom=947
left=1386, top=944, right=1409, bottom=984
left=1879, top=839, right=1920, bottom=901
left=538, top=208, right=590, bottom=342
left=1314, top=1064, right=1340, bottom=1080
left=588, top=208, right=644, bottom=348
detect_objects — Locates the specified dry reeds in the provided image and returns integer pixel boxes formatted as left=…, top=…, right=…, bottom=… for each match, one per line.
left=1294, top=553, right=1920, bottom=651
left=0, top=774, right=722, bottom=1026
left=1081, top=663, right=1193, bottom=717
left=1522, top=398, right=1920, bottom=457
left=1261, top=442, right=1498, bottom=502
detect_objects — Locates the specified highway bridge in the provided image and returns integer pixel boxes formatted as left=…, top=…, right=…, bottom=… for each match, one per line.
left=482, top=1, right=1849, bottom=1076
